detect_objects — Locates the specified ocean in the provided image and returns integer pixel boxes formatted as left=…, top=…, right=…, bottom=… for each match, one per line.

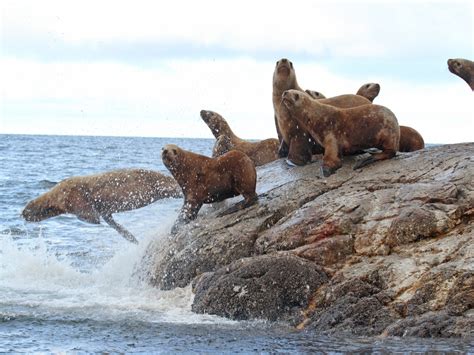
left=0, top=134, right=471, bottom=352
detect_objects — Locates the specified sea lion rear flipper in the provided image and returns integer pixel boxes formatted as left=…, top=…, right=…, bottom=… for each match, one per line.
left=102, top=214, right=139, bottom=244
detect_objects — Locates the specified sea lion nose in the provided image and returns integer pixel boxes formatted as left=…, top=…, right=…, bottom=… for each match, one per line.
left=281, top=58, right=288, bottom=63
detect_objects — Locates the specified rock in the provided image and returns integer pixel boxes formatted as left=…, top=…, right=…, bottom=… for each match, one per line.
left=192, top=254, right=328, bottom=321
left=140, top=143, right=474, bottom=338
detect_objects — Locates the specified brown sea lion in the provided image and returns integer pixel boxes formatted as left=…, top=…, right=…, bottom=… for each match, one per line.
left=272, top=58, right=314, bottom=165
left=447, top=58, right=474, bottom=90
left=22, top=169, right=182, bottom=243
left=272, top=59, right=373, bottom=165
left=161, top=144, right=257, bottom=232
left=356, top=83, right=381, bottom=102
left=399, top=126, right=425, bottom=152
left=282, top=90, right=399, bottom=177
left=200, top=110, right=279, bottom=166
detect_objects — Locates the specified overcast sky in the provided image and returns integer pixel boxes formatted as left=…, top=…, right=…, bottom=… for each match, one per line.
left=1, top=0, right=473, bottom=143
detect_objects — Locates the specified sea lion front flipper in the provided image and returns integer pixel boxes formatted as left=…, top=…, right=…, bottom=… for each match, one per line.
left=278, top=137, right=289, bottom=158
left=102, top=214, right=139, bottom=244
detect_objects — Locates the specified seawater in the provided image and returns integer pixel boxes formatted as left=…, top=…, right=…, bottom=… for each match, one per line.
left=0, top=134, right=472, bottom=353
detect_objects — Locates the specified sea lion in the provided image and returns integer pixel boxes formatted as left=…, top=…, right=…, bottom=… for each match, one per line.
left=399, top=126, right=425, bottom=152
left=356, top=83, right=381, bottom=102
left=272, top=58, right=314, bottom=165
left=200, top=110, right=279, bottom=166
left=272, top=59, right=373, bottom=165
left=22, top=169, right=182, bottom=243
left=447, top=58, right=474, bottom=90
left=282, top=90, right=399, bottom=177
left=161, top=144, right=257, bottom=231
left=305, top=89, right=326, bottom=99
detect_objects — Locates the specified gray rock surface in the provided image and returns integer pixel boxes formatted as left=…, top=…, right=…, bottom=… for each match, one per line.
left=141, top=143, right=474, bottom=337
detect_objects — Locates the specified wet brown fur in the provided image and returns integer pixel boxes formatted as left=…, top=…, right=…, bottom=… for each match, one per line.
left=448, top=58, right=474, bottom=90
left=200, top=110, right=279, bottom=166
left=282, top=90, right=400, bottom=176
left=319, top=94, right=371, bottom=108
left=22, top=169, right=182, bottom=243
left=161, top=144, right=257, bottom=229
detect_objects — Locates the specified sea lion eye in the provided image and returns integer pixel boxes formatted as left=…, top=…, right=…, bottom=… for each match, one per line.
left=295, top=93, right=300, bottom=101
left=172, top=149, right=177, bottom=154
left=365, top=84, right=370, bottom=88
left=276, top=60, right=279, bottom=66
left=290, top=61, right=293, bottom=68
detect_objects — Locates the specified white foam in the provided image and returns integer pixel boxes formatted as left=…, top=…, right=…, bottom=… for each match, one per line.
left=0, top=225, right=234, bottom=325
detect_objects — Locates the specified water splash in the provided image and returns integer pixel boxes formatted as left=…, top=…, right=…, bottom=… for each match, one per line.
left=0, top=228, right=233, bottom=325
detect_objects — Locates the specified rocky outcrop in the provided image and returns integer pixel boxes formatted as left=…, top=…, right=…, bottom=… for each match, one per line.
left=142, top=143, right=474, bottom=338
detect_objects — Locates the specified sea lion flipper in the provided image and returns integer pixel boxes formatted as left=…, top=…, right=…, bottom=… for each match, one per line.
left=278, top=139, right=289, bottom=158
left=102, top=214, right=138, bottom=244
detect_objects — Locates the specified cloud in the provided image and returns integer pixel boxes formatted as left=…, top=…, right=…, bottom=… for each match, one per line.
left=2, top=0, right=472, bottom=60
left=1, top=57, right=472, bottom=143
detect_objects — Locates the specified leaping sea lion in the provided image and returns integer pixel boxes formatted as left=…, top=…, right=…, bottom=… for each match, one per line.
left=200, top=110, right=279, bottom=166
left=161, top=144, right=257, bottom=232
left=447, top=58, right=474, bottom=90
left=22, top=169, right=182, bottom=243
left=282, top=90, right=399, bottom=177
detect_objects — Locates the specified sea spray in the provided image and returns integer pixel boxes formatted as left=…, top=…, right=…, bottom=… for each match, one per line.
left=0, top=225, right=233, bottom=325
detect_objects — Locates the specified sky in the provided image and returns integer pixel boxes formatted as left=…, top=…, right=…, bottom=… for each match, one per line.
left=0, top=0, right=473, bottom=143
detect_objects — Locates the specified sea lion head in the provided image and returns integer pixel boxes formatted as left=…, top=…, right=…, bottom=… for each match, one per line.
left=22, top=179, right=97, bottom=223
left=22, top=189, right=65, bottom=221
left=161, top=144, right=182, bottom=173
left=200, top=110, right=225, bottom=137
left=281, top=89, right=309, bottom=110
left=273, top=58, right=298, bottom=90
left=305, top=89, right=326, bottom=99
left=447, top=58, right=461, bottom=75
left=356, top=83, right=380, bottom=102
